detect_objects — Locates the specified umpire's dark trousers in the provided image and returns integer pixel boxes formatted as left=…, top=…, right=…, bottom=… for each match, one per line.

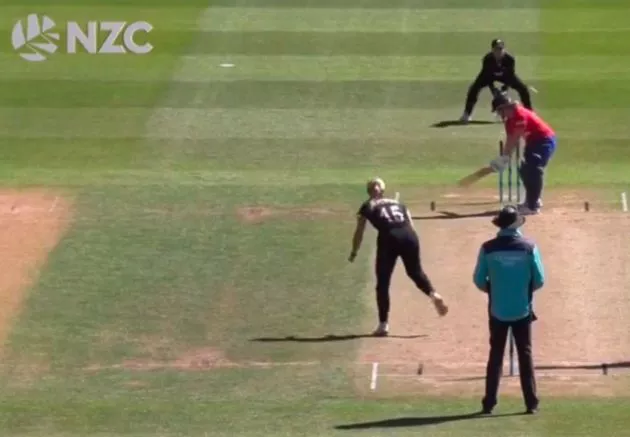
left=464, top=73, right=532, bottom=114
left=374, top=227, right=434, bottom=323
left=483, top=315, right=538, bottom=410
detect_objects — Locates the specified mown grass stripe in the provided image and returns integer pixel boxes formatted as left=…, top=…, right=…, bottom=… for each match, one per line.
left=2, top=108, right=629, bottom=140
left=0, top=55, right=181, bottom=81
left=0, top=164, right=627, bottom=188
left=0, top=0, right=625, bottom=7
left=195, top=8, right=539, bottom=32
left=196, top=7, right=630, bottom=33
left=0, top=6, right=202, bottom=30
left=3, top=30, right=629, bottom=57
left=3, top=29, right=629, bottom=58
left=55, top=30, right=626, bottom=56
left=2, top=136, right=627, bottom=171
left=0, top=0, right=541, bottom=8
left=3, top=55, right=630, bottom=82
left=174, top=55, right=630, bottom=82
left=2, top=79, right=629, bottom=109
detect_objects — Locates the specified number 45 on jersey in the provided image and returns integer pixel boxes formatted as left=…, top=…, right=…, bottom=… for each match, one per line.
left=380, top=204, right=406, bottom=223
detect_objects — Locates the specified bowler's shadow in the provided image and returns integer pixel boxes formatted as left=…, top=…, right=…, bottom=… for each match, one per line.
left=251, top=333, right=426, bottom=343
left=335, top=411, right=522, bottom=429
left=431, top=120, right=496, bottom=128
left=413, top=210, right=498, bottom=221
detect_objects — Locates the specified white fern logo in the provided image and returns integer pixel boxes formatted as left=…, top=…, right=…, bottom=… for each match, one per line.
left=12, top=14, right=59, bottom=62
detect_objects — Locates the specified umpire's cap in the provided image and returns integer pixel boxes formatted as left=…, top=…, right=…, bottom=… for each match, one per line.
left=491, top=92, right=512, bottom=112
left=491, top=38, right=505, bottom=49
left=492, top=205, right=525, bottom=229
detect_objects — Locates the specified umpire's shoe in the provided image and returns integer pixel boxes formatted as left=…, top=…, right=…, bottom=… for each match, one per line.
left=372, top=323, right=389, bottom=337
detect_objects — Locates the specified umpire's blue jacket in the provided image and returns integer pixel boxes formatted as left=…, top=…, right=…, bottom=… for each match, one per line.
left=473, top=220, right=545, bottom=322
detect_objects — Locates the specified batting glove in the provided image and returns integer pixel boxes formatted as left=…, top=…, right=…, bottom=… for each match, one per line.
left=489, top=155, right=509, bottom=172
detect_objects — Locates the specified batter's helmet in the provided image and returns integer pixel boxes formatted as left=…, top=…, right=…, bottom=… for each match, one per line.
left=491, top=92, right=512, bottom=112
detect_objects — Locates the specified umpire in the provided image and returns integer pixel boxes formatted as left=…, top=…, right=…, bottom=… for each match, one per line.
left=460, top=39, right=533, bottom=123
left=472, top=205, right=545, bottom=414
left=348, top=178, right=448, bottom=337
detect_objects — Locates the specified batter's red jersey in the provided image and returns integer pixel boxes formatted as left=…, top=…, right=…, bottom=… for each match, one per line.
left=504, top=104, right=555, bottom=143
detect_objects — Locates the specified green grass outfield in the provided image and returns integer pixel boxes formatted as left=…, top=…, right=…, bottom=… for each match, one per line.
left=0, top=0, right=629, bottom=436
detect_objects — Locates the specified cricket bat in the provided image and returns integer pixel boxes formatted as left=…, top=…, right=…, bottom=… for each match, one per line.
left=457, top=166, right=494, bottom=187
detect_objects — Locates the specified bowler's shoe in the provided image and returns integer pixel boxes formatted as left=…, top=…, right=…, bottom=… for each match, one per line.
left=480, top=401, right=494, bottom=415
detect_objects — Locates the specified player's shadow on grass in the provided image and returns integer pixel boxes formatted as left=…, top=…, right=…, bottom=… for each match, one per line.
left=335, top=411, right=522, bottom=429
left=412, top=210, right=498, bottom=220
left=431, top=120, right=496, bottom=128
left=456, top=201, right=500, bottom=207
left=251, top=333, right=426, bottom=343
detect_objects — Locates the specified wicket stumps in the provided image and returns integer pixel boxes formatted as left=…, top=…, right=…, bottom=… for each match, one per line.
left=498, top=140, right=523, bottom=206
left=498, top=140, right=523, bottom=376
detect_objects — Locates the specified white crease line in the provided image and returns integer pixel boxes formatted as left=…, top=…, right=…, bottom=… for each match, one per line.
left=370, top=362, right=379, bottom=391
left=621, top=192, right=628, bottom=213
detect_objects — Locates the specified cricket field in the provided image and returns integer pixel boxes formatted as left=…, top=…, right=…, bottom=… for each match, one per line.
left=0, top=0, right=629, bottom=436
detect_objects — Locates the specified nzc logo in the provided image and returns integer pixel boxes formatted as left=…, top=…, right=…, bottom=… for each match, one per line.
left=12, top=13, right=153, bottom=62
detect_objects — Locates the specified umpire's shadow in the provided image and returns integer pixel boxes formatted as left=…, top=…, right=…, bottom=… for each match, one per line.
left=431, top=120, right=497, bottom=128
left=335, top=411, right=521, bottom=429
left=251, top=333, right=426, bottom=343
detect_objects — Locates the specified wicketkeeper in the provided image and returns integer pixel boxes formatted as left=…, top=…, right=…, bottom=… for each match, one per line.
left=460, top=39, right=533, bottom=122
left=473, top=205, right=545, bottom=415
left=489, top=92, right=556, bottom=214
left=348, top=178, right=448, bottom=336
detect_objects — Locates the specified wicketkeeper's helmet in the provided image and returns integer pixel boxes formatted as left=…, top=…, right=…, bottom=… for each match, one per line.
left=491, top=38, right=505, bottom=49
